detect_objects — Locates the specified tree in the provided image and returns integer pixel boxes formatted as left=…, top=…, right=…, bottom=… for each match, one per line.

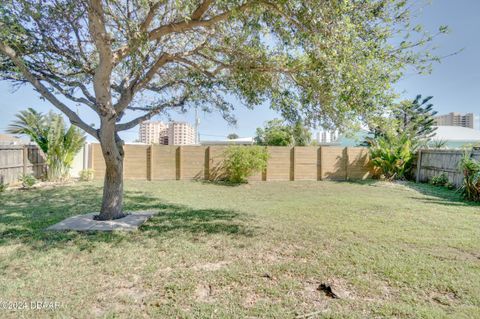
left=394, top=95, right=437, bottom=140
left=362, top=95, right=438, bottom=146
left=0, top=0, right=445, bottom=219
left=255, top=119, right=311, bottom=146
left=255, top=119, right=293, bottom=146
left=8, top=109, right=86, bottom=181
left=227, top=133, right=239, bottom=140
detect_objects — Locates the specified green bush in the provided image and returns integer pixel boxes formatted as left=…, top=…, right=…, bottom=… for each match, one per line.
left=19, top=174, right=37, bottom=189
left=429, top=173, right=449, bottom=187
left=79, top=169, right=95, bottom=182
left=0, top=179, right=8, bottom=193
left=369, top=132, right=417, bottom=181
left=223, top=146, right=269, bottom=183
left=458, top=152, right=480, bottom=201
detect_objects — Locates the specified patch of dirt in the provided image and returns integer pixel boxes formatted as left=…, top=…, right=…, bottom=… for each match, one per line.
left=430, top=290, right=461, bottom=306
left=195, top=283, right=214, bottom=303
left=193, top=261, right=229, bottom=271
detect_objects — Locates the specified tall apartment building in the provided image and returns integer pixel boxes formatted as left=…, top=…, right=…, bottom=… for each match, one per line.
left=434, top=112, right=477, bottom=129
left=316, top=130, right=338, bottom=144
left=167, top=122, right=196, bottom=145
left=138, top=121, right=168, bottom=144
left=139, top=121, right=196, bottom=145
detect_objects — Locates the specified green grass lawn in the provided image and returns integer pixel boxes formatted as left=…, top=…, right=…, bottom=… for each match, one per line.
left=0, top=180, right=479, bottom=318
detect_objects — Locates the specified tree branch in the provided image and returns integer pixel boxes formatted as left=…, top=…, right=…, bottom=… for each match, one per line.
left=191, top=0, right=213, bottom=20
left=116, top=94, right=190, bottom=131
left=0, top=42, right=98, bottom=138
left=88, top=0, right=115, bottom=117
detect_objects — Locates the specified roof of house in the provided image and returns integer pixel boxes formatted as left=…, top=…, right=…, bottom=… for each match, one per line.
left=432, top=126, right=480, bottom=141
left=0, top=134, right=28, bottom=145
left=200, top=137, right=254, bottom=145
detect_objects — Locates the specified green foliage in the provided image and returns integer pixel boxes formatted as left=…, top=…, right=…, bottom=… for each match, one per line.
left=458, top=152, right=480, bottom=201
left=79, top=169, right=95, bottom=182
left=8, top=109, right=85, bottom=181
left=19, top=173, right=37, bottom=189
left=0, top=179, right=8, bottom=192
left=255, top=119, right=311, bottom=146
left=363, top=95, right=438, bottom=147
left=223, top=146, right=268, bottom=183
left=429, top=173, right=449, bottom=187
left=0, top=0, right=448, bottom=133
left=369, top=132, right=418, bottom=181
left=227, top=133, right=239, bottom=140
left=7, top=108, right=49, bottom=152
left=428, top=139, right=448, bottom=149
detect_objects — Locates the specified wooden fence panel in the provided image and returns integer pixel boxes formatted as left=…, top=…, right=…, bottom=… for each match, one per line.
left=266, top=147, right=291, bottom=181
left=91, top=143, right=105, bottom=180
left=0, top=145, right=46, bottom=185
left=123, top=145, right=149, bottom=180
left=208, top=146, right=228, bottom=181
left=320, top=147, right=347, bottom=180
left=293, top=147, right=318, bottom=180
left=180, top=146, right=208, bottom=180
left=347, top=147, right=371, bottom=180
left=416, top=149, right=480, bottom=187
left=150, top=145, right=177, bottom=180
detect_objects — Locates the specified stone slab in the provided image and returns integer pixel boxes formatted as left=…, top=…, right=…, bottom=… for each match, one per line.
left=46, top=211, right=156, bottom=232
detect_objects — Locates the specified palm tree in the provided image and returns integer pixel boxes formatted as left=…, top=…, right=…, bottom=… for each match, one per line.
left=8, top=109, right=86, bottom=181
left=7, top=108, right=49, bottom=152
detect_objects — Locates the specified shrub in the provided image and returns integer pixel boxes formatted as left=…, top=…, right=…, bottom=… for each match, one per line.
left=0, top=179, right=8, bottom=193
left=79, top=169, right=95, bottom=181
left=19, top=174, right=37, bottom=189
left=458, top=152, right=480, bottom=201
left=430, top=173, right=449, bottom=187
left=369, top=132, right=418, bottom=181
left=223, top=146, right=269, bottom=183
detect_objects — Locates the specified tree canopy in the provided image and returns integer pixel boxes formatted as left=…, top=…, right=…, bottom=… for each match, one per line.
left=0, top=0, right=446, bottom=133
left=255, top=119, right=311, bottom=146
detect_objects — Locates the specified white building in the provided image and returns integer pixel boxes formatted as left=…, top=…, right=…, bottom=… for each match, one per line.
left=316, top=130, right=339, bottom=144
left=139, top=121, right=169, bottom=144
left=139, top=121, right=197, bottom=145
left=434, top=112, right=478, bottom=130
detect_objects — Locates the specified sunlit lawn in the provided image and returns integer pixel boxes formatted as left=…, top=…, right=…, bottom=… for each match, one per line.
left=0, top=180, right=479, bottom=318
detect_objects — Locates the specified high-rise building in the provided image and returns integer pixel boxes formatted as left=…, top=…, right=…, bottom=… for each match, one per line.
left=139, top=121, right=196, bottom=145
left=434, top=112, right=477, bottom=129
left=316, top=130, right=338, bottom=144
left=167, top=122, right=196, bottom=145
left=139, top=121, right=168, bottom=144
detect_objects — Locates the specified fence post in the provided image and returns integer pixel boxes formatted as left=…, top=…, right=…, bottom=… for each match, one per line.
left=148, top=145, right=153, bottom=181
left=22, top=145, right=28, bottom=176
left=290, top=147, right=295, bottom=181
left=318, top=147, right=323, bottom=181
left=176, top=146, right=182, bottom=180
left=205, top=147, right=210, bottom=180
left=345, top=147, right=349, bottom=180
left=415, top=150, right=422, bottom=183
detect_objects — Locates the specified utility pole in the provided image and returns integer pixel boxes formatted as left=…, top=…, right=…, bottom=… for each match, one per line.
left=194, top=106, right=200, bottom=145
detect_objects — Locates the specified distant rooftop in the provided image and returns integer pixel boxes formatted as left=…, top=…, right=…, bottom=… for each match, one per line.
left=432, top=126, right=480, bottom=142
left=200, top=137, right=254, bottom=145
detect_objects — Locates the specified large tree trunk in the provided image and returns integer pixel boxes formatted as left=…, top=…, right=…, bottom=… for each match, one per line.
left=95, top=122, right=126, bottom=221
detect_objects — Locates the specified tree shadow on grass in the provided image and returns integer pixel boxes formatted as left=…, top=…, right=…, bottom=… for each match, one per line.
left=0, top=183, right=255, bottom=251
left=403, top=181, right=480, bottom=208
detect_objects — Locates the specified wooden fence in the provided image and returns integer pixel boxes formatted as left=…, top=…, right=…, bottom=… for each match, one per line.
left=88, top=144, right=373, bottom=182
left=0, top=145, right=46, bottom=185
left=416, top=149, right=480, bottom=187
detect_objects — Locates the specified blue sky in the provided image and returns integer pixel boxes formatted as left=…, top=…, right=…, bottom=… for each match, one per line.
left=1, top=0, right=479, bottom=142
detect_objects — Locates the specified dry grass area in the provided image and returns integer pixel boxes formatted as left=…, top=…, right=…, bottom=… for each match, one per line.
left=0, top=180, right=479, bottom=318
